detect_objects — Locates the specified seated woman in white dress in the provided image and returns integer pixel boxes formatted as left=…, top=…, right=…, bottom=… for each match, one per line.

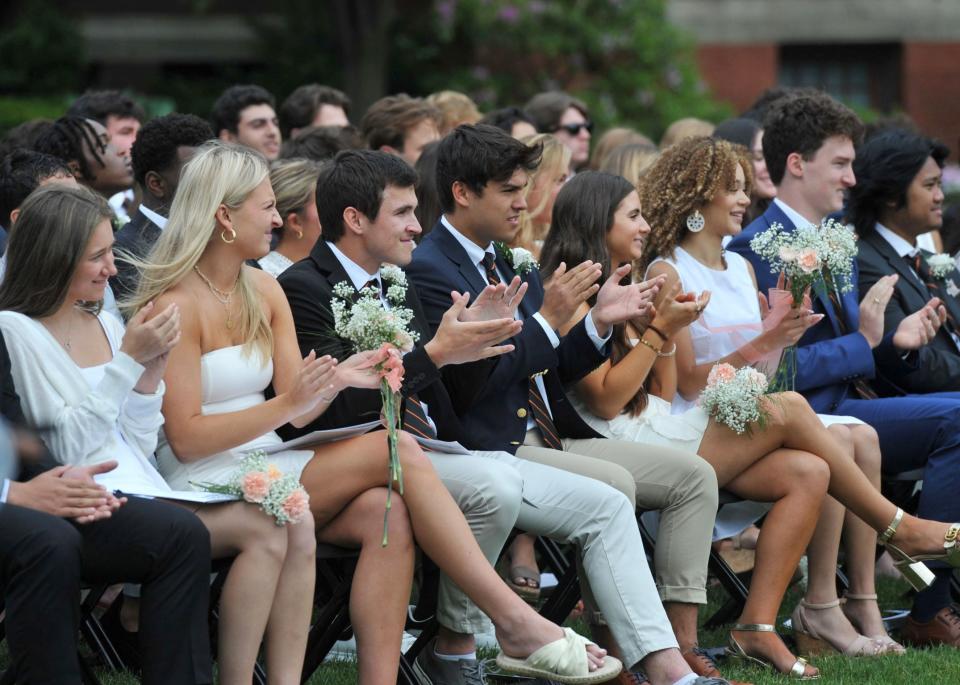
left=125, top=141, right=614, bottom=684
left=0, top=184, right=316, bottom=685
left=258, top=158, right=323, bottom=277
left=537, top=169, right=958, bottom=678
left=641, top=137, right=903, bottom=658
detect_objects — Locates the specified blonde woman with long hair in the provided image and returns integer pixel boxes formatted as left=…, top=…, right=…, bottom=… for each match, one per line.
left=128, top=141, right=618, bottom=684
left=258, top=158, right=323, bottom=277
left=512, top=133, right=570, bottom=258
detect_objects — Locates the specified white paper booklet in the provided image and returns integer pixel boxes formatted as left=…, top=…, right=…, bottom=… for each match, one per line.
left=253, top=420, right=382, bottom=454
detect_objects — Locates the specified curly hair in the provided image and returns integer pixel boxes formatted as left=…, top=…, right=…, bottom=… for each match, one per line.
left=762, top=91, right=863, bottom=185
left=33, top=116, right=105, bottom=182
left=640, top=136, right=752, bottom=266
left=131, top=113, right=214, bottom=187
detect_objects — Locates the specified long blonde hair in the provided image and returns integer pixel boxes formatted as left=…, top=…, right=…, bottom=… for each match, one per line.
left=122, top=140, right=273, bottom=359
left=515, top=133, right=571, bottom=253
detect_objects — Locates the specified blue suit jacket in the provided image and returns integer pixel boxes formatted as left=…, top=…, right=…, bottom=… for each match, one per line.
left=727, top=202, right=914, bottom=412
left=407, top=222, right=607, bottom=453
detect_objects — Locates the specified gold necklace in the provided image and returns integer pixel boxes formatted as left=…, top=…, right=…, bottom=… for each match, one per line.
left=194, top=265, right=240, bottom=329
left=44, top=306, right=81, bottom=351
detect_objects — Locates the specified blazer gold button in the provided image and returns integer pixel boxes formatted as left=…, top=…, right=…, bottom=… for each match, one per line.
left=517, top=408, right=528, bottom=418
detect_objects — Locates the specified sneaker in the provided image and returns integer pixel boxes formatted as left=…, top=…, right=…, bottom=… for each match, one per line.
left=413, top=639, right=485, bottom=685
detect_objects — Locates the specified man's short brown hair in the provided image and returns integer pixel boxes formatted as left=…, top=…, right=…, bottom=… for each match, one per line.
left=360, top=94, right=441, bottom=152
left=278, top=84, right=351, bottom=138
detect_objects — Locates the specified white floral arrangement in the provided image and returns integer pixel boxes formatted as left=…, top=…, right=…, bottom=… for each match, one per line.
left=750, top=219, right=858, bottom=302
left=925, top=253, right=955, bottom=280
left=330, top=267, right=420, bottom=545
left=698, top=363, right=770, bottom=435
left=193, top=452, right=309, bottom=526
left=494, top=241, right=538, bottom=276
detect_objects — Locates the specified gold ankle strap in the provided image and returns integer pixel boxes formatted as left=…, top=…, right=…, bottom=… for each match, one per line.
left=731, top=623, right=776, bottom=632
left=878, top=507, right=904, bottom=545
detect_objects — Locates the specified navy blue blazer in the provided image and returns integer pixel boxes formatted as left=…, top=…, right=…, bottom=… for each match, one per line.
left=406, top=222, right=607, bottom=453
left=727, top=202, right=915, bottom=412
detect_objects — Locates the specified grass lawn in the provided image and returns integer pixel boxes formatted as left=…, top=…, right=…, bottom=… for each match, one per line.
left=4, top=576, right=960, bottom=683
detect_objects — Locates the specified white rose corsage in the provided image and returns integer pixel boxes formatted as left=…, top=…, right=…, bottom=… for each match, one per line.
left=495, top=241, right=538, bottom=276
left=925, top=253, right=954, bottom=280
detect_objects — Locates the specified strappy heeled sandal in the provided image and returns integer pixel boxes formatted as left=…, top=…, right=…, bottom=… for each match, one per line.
left=791, top=599, right=886, bottom=656
left=727, top=623, right=819, bottom=680
left=841, top=593, right=906, bottom=655
left=878, top=507, right=960, bottom=591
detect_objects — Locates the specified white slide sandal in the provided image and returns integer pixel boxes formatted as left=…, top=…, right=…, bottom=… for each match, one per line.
left=495, top=627, right=623, bottom=684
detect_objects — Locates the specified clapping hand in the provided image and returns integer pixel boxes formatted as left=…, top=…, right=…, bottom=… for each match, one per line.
left=424, top=292, right=522, bottom=367
left=9, top=460, right=126, bottom=524
left=650, top=281, right=710, bottom=336
left=893, top=297, right=946, bottom=351
left=460, top=276, right=528, bottom=322
left=590, top=265, right=662, bottom=337
left=539, top=261, right=604, bottom=329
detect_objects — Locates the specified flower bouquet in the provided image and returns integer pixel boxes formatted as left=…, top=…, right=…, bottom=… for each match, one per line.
left=750, top=218, right=857, bottom=389
left=193, top=451, right=310, bottom=525
left=330, top=265, right=419, bottom=545
left=699, top=363, right=770, bottom=435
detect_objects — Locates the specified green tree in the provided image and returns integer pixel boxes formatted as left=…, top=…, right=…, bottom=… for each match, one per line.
left=0, top=0, right=84, bottom=94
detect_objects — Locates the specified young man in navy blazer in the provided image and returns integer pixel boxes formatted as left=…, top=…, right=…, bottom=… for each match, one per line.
left=728, top=92, right=960, bottom=648
left=280, top=148, right=728, bottom=685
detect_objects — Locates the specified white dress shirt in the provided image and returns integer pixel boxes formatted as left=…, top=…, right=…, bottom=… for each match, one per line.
left=138, top=204, right=168, bottom=230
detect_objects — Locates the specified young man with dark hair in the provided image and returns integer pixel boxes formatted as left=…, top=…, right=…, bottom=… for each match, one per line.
left=0, top=149, right=75, bottom=254
left=211, top=84, right=281, bottom=160
left=111, top=113, right=214, bottom=299
left=850, top=129, right=959, bottom=393
left=67, top=90, right=146, bottom=159
left=34, top=116, right=133, bottom=200
left=279, top=125, right=361, bottom=162
left=524, top=91, right=592, bottom=170
left=360, top=94, right=441, bottom=166
left=729, top=93, right=960, bottom=648
left=281, top=148, right=726, bottom=685
left=278, top=83, right=351, bottom=139
left=409, top=125, right=731, bottom=684
left=478, top=106, right=538, bottom=140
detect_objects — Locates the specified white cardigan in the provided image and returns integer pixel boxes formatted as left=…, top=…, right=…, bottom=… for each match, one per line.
left=0, top=310, right=167, bottom=491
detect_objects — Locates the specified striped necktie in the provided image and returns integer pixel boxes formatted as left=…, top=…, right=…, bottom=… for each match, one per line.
left=481, top=252, right=563, bottom=450
left=402, top=396, right=437, bottom=440
left=823, top=270, right=879, bottom=400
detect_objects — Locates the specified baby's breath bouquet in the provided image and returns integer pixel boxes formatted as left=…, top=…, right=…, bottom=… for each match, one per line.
left=193, top=451, right=310, bottom=526
left=750, top=218, right=857, bottom=389
left=330, top=265, right=419, bottom=545
left=699, top=364, right=770, bottom=435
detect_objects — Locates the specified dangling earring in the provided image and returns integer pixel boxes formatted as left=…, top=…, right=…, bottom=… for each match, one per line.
left=686, top=210, right=705, bottom=233
left=221, top=227, right=237, bottom=244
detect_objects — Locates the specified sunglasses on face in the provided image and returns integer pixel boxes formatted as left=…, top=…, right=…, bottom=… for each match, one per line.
left=555, top=121, right=594, bottom=136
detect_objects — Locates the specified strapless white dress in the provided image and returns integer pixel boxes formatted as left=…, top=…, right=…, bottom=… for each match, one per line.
left=156, top=345, right=314, bottom=490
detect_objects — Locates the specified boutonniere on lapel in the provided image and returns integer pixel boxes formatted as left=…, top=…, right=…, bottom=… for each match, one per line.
left=925, top=253, right=955, bottom=280
left=494, top=241, right=538, bottom=277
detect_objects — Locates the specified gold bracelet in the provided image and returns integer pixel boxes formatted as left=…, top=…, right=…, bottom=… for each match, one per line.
left=636, top=336, right=662, bottom=355
left=657, top=343, right=677, bottom=358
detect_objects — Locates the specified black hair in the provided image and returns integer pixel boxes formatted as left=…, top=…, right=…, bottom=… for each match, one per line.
left=713, top=118, right=760, bottom=149
left=131, top=113, right=214, bottom=187
left=280, top=125, right=359, bottom=162
left=316, top=149, right=418, bottom=242
left=435, top=124, right=543, bottom=213
left=414, top=141, right=442, bottom=237
left=210, top=84, right=276, bottom=135
left=762, top=92, right=864, bottom=185
left=0, top=150, right=72, bottom=226
left=33, top=116, right=105, bottom=181
left=0, top=119, right=53, bottom=160
left=479, top=106, right=535, bottom=134
left=741, top=86, right=818, bottom=122
left=67, top=90, right=146, bottom=125
left=847, top=128, right=950, bottom=236
left=278, top=84, right=351, bottom=139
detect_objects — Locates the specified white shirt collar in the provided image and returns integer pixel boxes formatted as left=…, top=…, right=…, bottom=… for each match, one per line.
left=874, top=223, right=920, bottom=258
left=773, top=197, right=819, bottom=230
left=326, top=241, right=381, bottom=292
left=138, top=204, right=168, bottom=230
left=441, top=215, right=496, bottom=269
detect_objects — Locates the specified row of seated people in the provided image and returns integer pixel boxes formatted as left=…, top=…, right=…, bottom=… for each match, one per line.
left=2, top=90, right=960, bottom=685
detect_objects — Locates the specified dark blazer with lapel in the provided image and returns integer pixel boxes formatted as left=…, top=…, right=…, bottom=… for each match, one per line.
left=111, top=209, right=163, bottom=301
left=275, top=239, right=481, bottom=442
left=727, top=201, right=915, bottom=413
left=406, top=221, right=606, bottom=453
left=856, top=229, right=960, bottom=394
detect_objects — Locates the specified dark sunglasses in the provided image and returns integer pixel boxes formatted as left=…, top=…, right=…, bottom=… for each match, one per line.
left=555, top=121, right=594, bottom=136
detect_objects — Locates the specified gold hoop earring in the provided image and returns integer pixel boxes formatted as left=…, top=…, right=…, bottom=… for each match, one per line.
left=221, top=227, right=237, bottom=244
left=294, top=228, right=304, bottom=240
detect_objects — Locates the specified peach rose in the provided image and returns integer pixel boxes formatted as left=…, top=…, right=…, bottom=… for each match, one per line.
left=241, top=471, right=270, bottom=503
left=707, top=363, right=737, bottom=386
left=797, top=248, right=820, bottom=273
left=282, top=488, right=310, bottom=523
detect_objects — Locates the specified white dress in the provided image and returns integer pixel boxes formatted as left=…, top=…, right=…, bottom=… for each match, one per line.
left=156, top=345, right=313, bottom=490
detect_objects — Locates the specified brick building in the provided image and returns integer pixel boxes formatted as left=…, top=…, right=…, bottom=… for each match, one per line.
left=668, top=0, right=960, bottom=156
